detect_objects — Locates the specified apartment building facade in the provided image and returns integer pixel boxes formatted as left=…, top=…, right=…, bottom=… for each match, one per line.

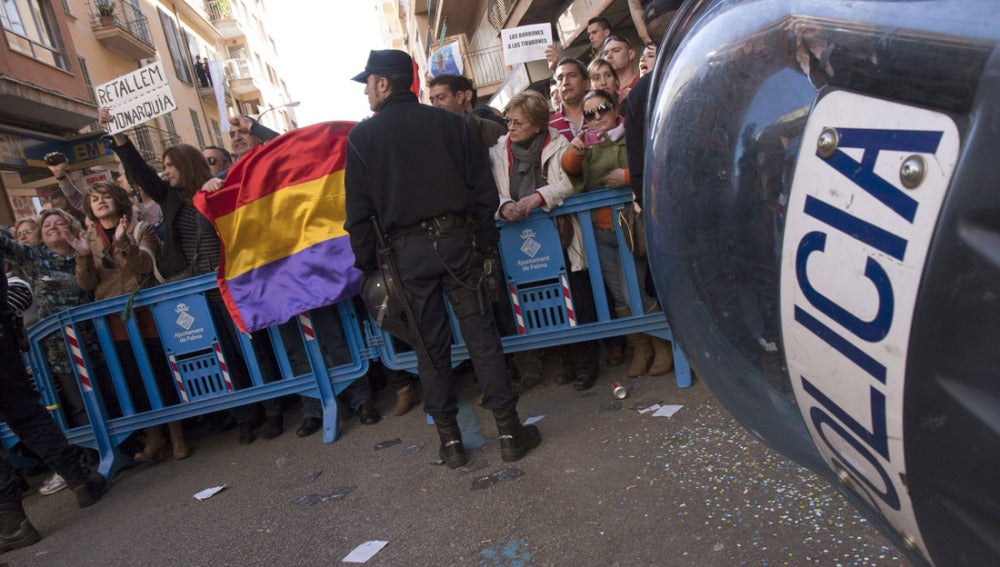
left=378, top=0, right=641, bottom=108
left=0, top=0, right=294, bottom=225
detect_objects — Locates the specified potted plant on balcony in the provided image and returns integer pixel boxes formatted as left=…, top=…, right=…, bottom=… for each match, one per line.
left=96, top=1, right=115, bottom=26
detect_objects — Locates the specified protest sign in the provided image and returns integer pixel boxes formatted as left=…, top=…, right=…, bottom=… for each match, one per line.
left=95, top=61, right=177, bottom=134
left=82, top=170, right=113, bottom=188
left=501, top=23, right=552, bottom=67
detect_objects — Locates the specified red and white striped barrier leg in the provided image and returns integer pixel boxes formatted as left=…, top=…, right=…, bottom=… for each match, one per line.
left=64, top=324, right=93, bottom=393
left=508, top=283, right=526, bottom=335
left=213, top=343, right=234, bottom=392
left=561, top=273, right=577, bottom=327
left=167, top=354, right=190, bottom=403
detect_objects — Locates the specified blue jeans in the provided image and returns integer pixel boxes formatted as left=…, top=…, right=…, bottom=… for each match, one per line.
left=594, top=227, right=657, bottom=314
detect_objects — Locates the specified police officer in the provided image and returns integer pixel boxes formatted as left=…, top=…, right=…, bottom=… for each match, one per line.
left=345, top=49, right=541, bottom=468
left=0, top=253, right=107, bottom=553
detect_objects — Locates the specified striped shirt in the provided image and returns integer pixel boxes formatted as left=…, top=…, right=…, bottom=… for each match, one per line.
left=549, top=109, right=585, bottom=142
left=5, top=274, right=32, bottom=316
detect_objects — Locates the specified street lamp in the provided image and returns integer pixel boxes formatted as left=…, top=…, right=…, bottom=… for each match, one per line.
left=255, top=100, right=301, bottom=123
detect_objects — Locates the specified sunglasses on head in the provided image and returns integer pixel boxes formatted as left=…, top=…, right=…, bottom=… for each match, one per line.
left=603, top=35, right=631, bottom=48
left=583, top=101, right=614, bottom=121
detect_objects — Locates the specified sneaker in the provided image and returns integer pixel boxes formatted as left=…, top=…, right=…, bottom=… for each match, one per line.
left=39, top=473, right=67, bottom=496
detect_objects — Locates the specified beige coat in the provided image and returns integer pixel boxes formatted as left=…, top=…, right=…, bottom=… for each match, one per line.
left=76, top=219, right=159, bottom=301
left=489, top=129, right=587, bottom=271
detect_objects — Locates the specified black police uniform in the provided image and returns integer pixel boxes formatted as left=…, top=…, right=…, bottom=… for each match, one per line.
left=344, top=90, right=515, bottom=421
left=0, top=261, right=101, bottom=512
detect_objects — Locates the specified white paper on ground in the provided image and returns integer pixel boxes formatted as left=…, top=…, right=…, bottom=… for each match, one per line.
left=652, top=405, right=683, bottom=418
left=638, top=404, right=661, bottom=414
left=193, top=485, right=226, bottom=500
left=343, top=540, right=389, bottom=563
left=524, top=415, right=545, bottom=425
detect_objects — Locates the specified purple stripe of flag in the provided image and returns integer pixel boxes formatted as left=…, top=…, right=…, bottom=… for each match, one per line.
left=226, top=236, right=361, bottom=331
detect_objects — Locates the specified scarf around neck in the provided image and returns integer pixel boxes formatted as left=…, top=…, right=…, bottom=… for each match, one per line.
left=508, top=130, right=547, bottom=200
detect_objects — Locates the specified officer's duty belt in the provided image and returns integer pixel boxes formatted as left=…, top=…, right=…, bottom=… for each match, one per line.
left=389, top=212, right=469, bottom=241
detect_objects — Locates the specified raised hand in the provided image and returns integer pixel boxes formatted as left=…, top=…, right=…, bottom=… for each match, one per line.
left=67, top=226, right=92, bottom=256
left=113, top=215, right=129, bottom=241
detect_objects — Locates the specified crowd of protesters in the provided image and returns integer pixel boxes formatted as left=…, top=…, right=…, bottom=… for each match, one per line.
left=0, top=4, right=681, bottom=554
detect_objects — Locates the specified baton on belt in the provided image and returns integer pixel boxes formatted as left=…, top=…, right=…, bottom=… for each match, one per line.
left=370, top=217, right=433, bottom=366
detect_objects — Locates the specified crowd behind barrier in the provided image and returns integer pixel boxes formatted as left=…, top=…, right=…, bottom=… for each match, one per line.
left=2, top=189, right=689, bottom=480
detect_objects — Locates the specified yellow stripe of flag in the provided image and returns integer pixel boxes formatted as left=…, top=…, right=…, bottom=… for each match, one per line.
left=215, top=170, right=348, bottom=279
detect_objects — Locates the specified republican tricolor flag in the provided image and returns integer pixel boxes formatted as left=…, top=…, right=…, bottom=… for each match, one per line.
left=194, top=121, right=360, bottom=333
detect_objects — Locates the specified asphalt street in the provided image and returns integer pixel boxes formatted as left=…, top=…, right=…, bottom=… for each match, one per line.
left=8, top=355, right=907, bottom=566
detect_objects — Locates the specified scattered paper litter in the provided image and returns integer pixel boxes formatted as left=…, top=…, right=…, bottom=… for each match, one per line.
left=638, top=404, right=661, bottom=414
left=193, top=485, right=226, bottom=501
left=342, top=540, right=389, bottom=563
left=523, top=415, right=544, bottom=426
left=652, top=405, right=683, bottom=418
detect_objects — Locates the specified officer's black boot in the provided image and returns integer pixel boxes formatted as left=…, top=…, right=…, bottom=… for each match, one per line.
left=0, top=501, right=40, bottom=553
left=57, top=460, right=107, bottom=509
left=434, top=416, right=468, bottom=469
left=493, top=407, right=542, bottom=462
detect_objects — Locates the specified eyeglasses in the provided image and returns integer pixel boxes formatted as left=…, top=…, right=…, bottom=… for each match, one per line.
left=504, top=117, right=529, bottom=129
left=583, top=101, right=614, bottom=121
left=15, top=229, right=34, bottom=238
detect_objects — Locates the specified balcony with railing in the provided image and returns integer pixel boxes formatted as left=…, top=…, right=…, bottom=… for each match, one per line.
left=223, top=58, right=261, bottom=98
left=88, top=1, right=155, bottom=60
left=198, top=80, right=230, bottom=104
left=467, top=45, right=506, bottom=90
left=132, top=124, right=181, bottom=163
left=205, top=0, right=246, bottom=39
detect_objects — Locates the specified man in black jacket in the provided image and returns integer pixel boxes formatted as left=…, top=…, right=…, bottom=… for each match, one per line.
left=0, top=256, right=106, bottom=553
left=345, top=50, right=541, bottom=468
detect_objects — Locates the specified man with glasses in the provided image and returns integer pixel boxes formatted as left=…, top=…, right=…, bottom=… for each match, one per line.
left=549, top=58, right=589, bottom=141
left=603, top=35, right=639, bottom=100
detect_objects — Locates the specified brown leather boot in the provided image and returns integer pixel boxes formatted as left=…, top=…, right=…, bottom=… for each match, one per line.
left=648, top=336, right=675, bottom=376
left=392, top=385, right=416, bottom=416
left=134, top=426, right=169, bottom=463
left=167, top=421, right=190, bottom=460
left=627, top=333, right=654, bottom=377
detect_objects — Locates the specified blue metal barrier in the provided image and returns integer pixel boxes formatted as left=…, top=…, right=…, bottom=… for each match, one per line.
left=3, top=274, right=371, bottom=479
left=2, top=189, right=691, bottom=480
left=370, top=188, right=692, bottom=389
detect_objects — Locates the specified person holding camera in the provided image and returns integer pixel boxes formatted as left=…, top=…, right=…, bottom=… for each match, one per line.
left=42, top=152, right=87, bottom=225
left=561, top=89, right=672, bottom=378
